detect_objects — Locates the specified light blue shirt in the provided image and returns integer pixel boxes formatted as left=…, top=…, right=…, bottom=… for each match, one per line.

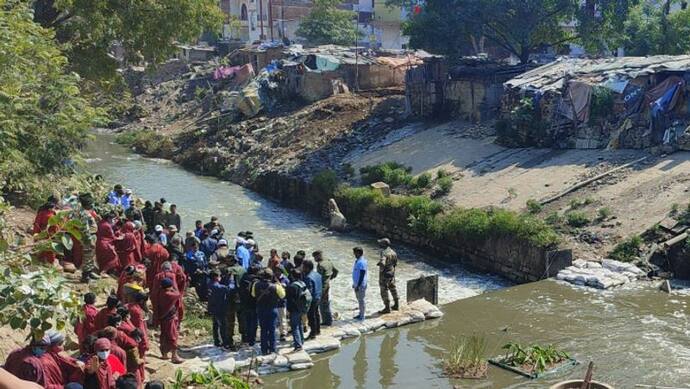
left=236, top=245, right=251, bottom=269
left=352, top=256, right=368, bottom=288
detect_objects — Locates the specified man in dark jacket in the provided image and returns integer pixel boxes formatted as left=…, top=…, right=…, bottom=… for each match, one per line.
left=314, top=251, right=338, bottom=326
left=286, top=269, right=308, bottom=351
left=221, top=256, right=245, bottom=350
left=239, top=266, right=260, bottom=346
left=252, top=268, right=285, bottom=355
left=207, top=271, right=231, bottom=348
left=303, top=260, right=322, bottom=340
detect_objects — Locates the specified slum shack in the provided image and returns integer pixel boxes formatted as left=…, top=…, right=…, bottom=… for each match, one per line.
left=406, top=56, right=531, bottom=122
left=281, top=45, right=424, bottom=102
left=500, top=55, right=690, bottom=150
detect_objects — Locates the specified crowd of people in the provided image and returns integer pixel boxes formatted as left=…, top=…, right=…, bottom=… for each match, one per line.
left=6, top=184, right=401, bottom=388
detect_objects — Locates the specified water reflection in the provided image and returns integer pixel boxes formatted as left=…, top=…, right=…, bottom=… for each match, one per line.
left=379, top=333, right=398, bottom=388
left=353, top=337, right=367, bottom=389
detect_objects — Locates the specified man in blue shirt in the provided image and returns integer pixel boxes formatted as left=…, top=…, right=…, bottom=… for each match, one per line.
left=106, top=184, right=124, bottom=207
left=235, top=240, right=252, bottom=270
left=200, top=229, right=219, bottom=258
left=352, top=246, right=368, bottom=321
left=303, top=259, right=322, bottom=340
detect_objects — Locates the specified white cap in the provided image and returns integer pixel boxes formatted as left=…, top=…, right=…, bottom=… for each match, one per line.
left=168, top=225, right=178, bottom=232
left=125, top=189, right=133, bottom=194
left=211, top=229, right=219, bottom=236
left=246, top=239, right=256, bottom=246
left=218, top=239, right=228, bottom=246
left=154, top=225, right=163, bottom=232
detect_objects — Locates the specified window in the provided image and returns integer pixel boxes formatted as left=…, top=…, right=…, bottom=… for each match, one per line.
left=241, top=4, right=248, bottom=21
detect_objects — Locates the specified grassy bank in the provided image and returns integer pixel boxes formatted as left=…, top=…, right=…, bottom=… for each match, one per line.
left=115, top=130, right=176, bottom=159
left=331, top=184, right=560, bottom=249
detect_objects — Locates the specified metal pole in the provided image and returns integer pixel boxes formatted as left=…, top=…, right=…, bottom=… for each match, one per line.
left=354, top=8, right=359, bottom=91
left=259, top=0, right=265, bottom=40
left=269, top=0, right=274, bottom=40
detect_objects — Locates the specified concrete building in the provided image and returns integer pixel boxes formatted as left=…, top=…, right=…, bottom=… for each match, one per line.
left=218, top=0, right=415, bottom=49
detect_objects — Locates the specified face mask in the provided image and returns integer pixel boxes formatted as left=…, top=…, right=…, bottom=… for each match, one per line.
left=97, top=351, right=110, bottom=360
left=32, top=348, right=46, bottom=357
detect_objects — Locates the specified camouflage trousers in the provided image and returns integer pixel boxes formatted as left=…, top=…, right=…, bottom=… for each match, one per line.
left=379, top=277, right=398, bottom=306
left=82, top=244, right=96, bottom=273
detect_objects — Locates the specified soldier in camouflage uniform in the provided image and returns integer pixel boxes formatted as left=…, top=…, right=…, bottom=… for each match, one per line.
left=377, top=238, right=399, bottom=314
left=76, top=195, right=100, bottom=283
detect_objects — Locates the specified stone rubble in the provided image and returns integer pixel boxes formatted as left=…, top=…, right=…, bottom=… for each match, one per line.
left=556, top=258, right=646, bottom=289
left=177, top=299, right=443, bottom=376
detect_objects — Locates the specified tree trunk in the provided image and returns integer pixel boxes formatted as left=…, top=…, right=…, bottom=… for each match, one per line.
left=519, top=45, right=530, bottom=64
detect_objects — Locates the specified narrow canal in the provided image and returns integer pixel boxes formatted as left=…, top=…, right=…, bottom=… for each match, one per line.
left=87, top=135, right=690, bottom=388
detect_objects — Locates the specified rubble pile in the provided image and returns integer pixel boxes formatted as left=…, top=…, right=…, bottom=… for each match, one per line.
left=557, top=258, right=646, bottom=289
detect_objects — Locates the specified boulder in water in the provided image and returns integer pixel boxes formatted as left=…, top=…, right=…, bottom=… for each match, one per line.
left=328, top=198, right=347, bottom=232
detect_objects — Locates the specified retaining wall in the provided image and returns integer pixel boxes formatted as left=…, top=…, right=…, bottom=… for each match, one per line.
left=252, top=172, right=572, bottom=284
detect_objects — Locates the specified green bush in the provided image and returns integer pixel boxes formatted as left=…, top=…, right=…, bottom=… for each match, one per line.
left=565, top=211, right=590, bottom=227
left=115, top=130, right=175, bottom=158
left=411, top=173, right=432, bottom=189
left=336, top=187, right=559, bottom=248
left=311, top=170, right=339, bottom=203
left=609, top=235, right=642, bottom=262
left=335, top=186, right=382, bottom=219
left=437, top=176, right=454, bottom=195
left=568, top=197, right=594, bottom=210
left=436, top=169, right=451, bottom=179
left=590, top=87, right=615, bottom=122
left=360, top=162, right=413, bottom=187
left=597, top=207, right=612, bottom=221
left=526, top=199, right=543, bottom=214
left=545, top=212, right=563, bottom=226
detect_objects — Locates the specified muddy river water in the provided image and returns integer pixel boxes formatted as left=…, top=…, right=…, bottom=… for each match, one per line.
left=87, top=135, right=690, bottom=388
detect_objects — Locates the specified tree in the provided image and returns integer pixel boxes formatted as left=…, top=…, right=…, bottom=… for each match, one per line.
left=575, top=0, right=640, bottom=53
left=619, top=1, right=690, bottom=56
left=296, top=0, right=360, bottom=46
left=0, top=197, right=83, bottom=340
left=0, top=1, right=102, bottom=195
left=32, top=0, right=225, bottom=79
left=404, top=0, right=642, bottom=63
left=404, top=0, right=578, bottom=63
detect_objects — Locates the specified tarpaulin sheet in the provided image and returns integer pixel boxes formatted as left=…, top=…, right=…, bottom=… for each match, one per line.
left=602, top=78, right=629, bottom=93
left=558, top=81, right=592, bottom=123
left=234, top=64, right=255, bottom=85
left=213, top=65, right=241, bottom=80
left=622, top=84, right=644, bottom=116
left=646, top=76, right=685, bottom=117
left=315, top=54, right=340, bottom=71
left=377, top=56, right=423, bottom=68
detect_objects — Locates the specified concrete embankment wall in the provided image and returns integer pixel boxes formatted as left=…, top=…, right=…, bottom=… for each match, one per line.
left=252, top=172, right=572, bottom=284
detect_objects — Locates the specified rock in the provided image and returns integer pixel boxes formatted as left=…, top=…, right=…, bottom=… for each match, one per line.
left=286, top=351, right=311, bottom=365
left=425, top=309, right=443, bottom=319
left=273, top=355, right=289, bottom=368
left=370, top=182, right=391, bottom=197
left=328, top=198, right=347, bottom=231
left=290, top=362, right=314, bottom=370
left=408, top=310, right=426, bottom=323
left=214, top=357, right=236, bottom=373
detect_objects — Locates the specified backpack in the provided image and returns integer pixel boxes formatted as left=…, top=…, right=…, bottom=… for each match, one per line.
left=292, top=280, right=312, bottom=314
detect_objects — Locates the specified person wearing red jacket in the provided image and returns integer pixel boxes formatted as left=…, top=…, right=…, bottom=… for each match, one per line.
left=94, top=295, right=119, bottom=332
left=95, top=215, right=119, bottom=275
left=152, top=278, right=183, bottom=364
left=75, top=293, right=99, bottom=352
left=144, top=236, right=169, bottom=290
left=115, top=222, right=137, bottom=269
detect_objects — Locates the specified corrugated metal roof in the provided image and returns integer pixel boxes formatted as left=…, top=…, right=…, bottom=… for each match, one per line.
left=505, top=55, right=690, bottom=92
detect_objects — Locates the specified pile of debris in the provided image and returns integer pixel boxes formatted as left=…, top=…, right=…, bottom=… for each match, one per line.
left=502, top=55, right=690, bottom=150
left=557, top=258, right=646, bottom=289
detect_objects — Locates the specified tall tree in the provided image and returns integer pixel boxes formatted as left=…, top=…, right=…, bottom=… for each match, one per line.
left=32, top=0, right=225, bottom=79
left=576, top=0, right=640, bottom=53
left=296, top=0, right=360, bottom=46
left=404, top=0, right=578, bottom=63
left=0, top=0, right=102, bottom=194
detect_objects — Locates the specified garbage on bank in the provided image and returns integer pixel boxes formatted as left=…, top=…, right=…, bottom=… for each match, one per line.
left=500, top=55, right=690, bottom=150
